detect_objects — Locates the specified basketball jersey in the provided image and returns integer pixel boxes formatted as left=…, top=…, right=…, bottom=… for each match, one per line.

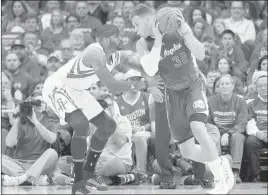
left=145, top=32, right=200, bottom=91
left=116, top=92, right=150, bottom=128
left=47, top=43, right=120, bottom=90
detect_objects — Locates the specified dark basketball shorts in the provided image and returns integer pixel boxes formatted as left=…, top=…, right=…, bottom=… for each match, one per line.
left=164, top=85, right=208, bottom=144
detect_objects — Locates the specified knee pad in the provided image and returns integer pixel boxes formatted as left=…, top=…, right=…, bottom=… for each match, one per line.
left=65, top=110, right=89, bottom=160
left=90, top=111, right=117, bottom=141
left=65, top=109, right=89, bottom=137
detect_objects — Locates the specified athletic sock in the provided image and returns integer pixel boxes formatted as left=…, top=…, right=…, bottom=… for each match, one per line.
left=111, top=174, right=135, bottom=185
left=73, top=161, right=84, bottom=183
left=84, top=148, right=102, bottom=176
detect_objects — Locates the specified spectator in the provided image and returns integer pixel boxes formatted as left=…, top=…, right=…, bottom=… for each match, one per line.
left=87, top=1, right=110, bottom=25
left=224, top=1, right=256, bottom=44
left=69, top=29, right=87, bottom=51
left=215, top=56, right=245, bottom=95
left=2, top=1, right=32, bottom=33
left=245, top=71, right=267, bottom=182
left=65, top=14, right=81, bottom=33
left=256, top=55, right=268, bottom=72
left=23, top=32, right=49, bottom=66
left=116, top=70, right=152, bottom=180
left=192, top=18, right=208, bottom=42
left=93, top=93, right=134, bottom=183
left=1, top=72, right=15, bottom=132
left=247, top=53, right=268, bottom=86
left=249, top=41, right=267, bottom=70
left=24, top=13, right=41, bottom=35
left=122, top=1, right=135, bottom=28
left=255, top=28, right=267, bottom=46
left=210, top=29, right=248, bottom=74
left=31, top=81, right=44, bottom=97
left=212, top=18, right=242, bottom=48
left=4, top=53, right=37, bottom=99
left=53, top=39, right=80, bottom=64
left=41, top=54, right=62, bottom=81
left=74, top=1, right=102, bottom=33
left=207, top=74, right=248, bottom=183
left=41, top=9, right=69, bottom=53
left=206, top=69, right=221, bottom=97
left=10, top=39, right=41, bottom=83
left=188, top=7, right=207, bottom=27
left=39, top=0, right=63, bottom=31
left=2, top=95, right=58, bottom=186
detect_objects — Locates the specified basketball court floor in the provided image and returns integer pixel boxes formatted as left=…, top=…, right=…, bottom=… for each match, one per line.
left=2, top=183, right=267, bottom=194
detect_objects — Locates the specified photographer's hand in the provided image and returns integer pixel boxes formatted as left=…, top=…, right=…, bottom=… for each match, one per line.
left=27, top=109, right=39, bottom=125
left=27, top=108, right=57, bottom=144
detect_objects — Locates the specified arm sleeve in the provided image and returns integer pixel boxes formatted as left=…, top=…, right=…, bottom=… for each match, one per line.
left=140, top=47, right=161, bottom=77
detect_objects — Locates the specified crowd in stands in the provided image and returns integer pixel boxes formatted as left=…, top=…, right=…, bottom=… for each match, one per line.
left=1, top=0, right=267, bottom=187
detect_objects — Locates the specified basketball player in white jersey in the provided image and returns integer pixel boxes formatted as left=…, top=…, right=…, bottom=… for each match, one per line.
left=42, top=24, right=160, bottom=194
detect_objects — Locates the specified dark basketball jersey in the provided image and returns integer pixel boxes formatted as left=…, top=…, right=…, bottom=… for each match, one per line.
left=116, top=92, right=150, bottom=128
left=145, top=32, right=200, bottom=91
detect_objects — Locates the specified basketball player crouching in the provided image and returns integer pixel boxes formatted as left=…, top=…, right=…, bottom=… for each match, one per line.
left=129, top=4, right=235, bottom=194
left=42, top=24, right=161, bottom=194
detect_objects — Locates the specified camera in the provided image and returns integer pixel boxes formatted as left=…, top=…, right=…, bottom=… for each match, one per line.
left=14, top=99, right=42, bottom=123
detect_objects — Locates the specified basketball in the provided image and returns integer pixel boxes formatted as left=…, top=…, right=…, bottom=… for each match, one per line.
left=155, top=7, right=181, bottom=34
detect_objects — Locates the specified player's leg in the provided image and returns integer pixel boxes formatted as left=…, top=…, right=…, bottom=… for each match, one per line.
left=83, top=111, right=116, bottom=191
left=42, top=86, right=91, bottom=194
left=154, top=98, right=176, bottom=189
left=184, top=87, right=234, bottom=194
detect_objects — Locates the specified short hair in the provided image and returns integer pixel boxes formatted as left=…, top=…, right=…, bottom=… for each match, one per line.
left=221, top=29, right=235, bottom=39
left=129, top=4, right=154, bottom=20
left=65, top=14, right=80, bottom=23
left=25, top=13, right=38, bottom=21
left=219, top=74, right=234, bottom=85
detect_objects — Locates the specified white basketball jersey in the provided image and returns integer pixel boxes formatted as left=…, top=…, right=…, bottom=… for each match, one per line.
left=47, top=43, right=120, bottom=90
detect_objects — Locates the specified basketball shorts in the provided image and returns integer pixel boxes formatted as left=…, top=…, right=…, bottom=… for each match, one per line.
left=42, top=79, right=103, bottom=125
left=164, top=84, right=208, bottom=144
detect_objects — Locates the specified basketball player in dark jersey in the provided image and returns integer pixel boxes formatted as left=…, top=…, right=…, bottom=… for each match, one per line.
left=129, top=4, right=235, bottom=194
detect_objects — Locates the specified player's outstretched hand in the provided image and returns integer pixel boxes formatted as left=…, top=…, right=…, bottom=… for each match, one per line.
left=149, top=86, right=164, bottom=103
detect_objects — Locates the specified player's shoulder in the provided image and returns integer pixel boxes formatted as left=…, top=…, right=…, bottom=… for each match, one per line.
left=85, top=43, right=105, bottom=56
left=82, top=43, right=106, bottom=62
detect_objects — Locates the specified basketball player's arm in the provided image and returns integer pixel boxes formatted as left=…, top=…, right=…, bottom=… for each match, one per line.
left=136, top=38, right=162, bottom=77
left=176, top=13, right=205, bottom=61
left=82, top=50, right=146, bottom=93
left=119, top=50, right=148, bottom=75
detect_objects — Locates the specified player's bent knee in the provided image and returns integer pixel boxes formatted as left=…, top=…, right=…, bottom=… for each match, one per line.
left=90, top=111, right=117, bottom=140
left=65, top=109, right=89, bottom=136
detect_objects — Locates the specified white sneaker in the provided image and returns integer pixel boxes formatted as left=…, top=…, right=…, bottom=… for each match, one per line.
left=221, top=155, right=235, bottom=192
left=206, top=180, right=229, bottom=194
left=2, top=175, right=20, bottom=186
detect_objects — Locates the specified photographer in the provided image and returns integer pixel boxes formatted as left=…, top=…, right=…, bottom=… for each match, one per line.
left=2, top=95, right=58, bottom=186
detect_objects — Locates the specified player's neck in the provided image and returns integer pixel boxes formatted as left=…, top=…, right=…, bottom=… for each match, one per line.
left=100, top=43, right=114, bottom=60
